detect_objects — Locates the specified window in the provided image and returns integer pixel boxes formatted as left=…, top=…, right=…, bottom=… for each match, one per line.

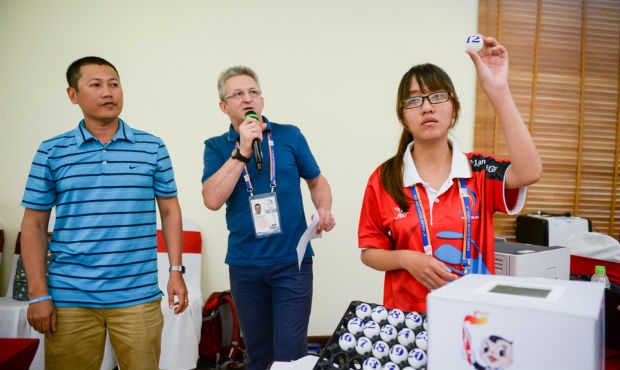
left=476, top=0, right=620, bottom=240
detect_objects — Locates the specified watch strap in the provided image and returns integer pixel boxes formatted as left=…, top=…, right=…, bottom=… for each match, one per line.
left=169, top=265, right=185, bottom=274
left=232, top=148, right=250, bottom=163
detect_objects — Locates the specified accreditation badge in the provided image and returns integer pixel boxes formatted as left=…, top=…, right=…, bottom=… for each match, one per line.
left=249, top=192, right=282, bottom=238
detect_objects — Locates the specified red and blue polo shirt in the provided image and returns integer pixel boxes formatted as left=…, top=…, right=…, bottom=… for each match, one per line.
left=358, top=140, right=526, bottom=312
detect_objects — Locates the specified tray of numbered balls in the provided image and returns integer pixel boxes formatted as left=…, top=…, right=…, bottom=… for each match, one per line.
left=312, top=301, right=428, bottom=370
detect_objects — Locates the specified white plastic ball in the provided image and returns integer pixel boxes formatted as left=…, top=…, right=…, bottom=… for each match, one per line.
left=402, top=367, right=415, bottom=370
left=338, top=332, right=357, bottom=352
left=382, top=361, right=401, bottom=370
left=389, top=344, right=408, bottom=364
left=387, top=308, right=405, bottom=327
left=371, top=305, right=388, bottom=323
left=408, top=348, right=427, bottom=368
left=371, top=340, right=390, bottom=361
left=356, top=303, right=372, bottom=319
left=405, top=312, right=422, bottom=330
left=397, top=328, right=416, bottom=347
left=347, top=317, right=365, bottom=336
left=355, top=336, right=373, bottom=356
left=380, top=324, right=398, bottom=343
left=363, top=320, right=381, bottom=339
left=422, top=316, right=428, bottom=331
left=466, top=34, right=483, bottom=52
left=363, top=357, right=382, bottom=370
left=414, top=331, right=428, bottom=351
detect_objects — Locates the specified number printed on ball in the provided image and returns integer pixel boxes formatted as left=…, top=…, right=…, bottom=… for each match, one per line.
left=388, top=308, right=405, bottom=327
left=371, top=340, right=390, bottom=360
left=356, top=303, right=372, bottom=319
left=362, top=357, right=382, bottom=370
left=414, top=331, right=428, bottom=351
left=347, top=317, right=365, bottom=335
left=338, top=332, right=357, bottom=351
left=466, top=34, right=483, bottom=51
left=371, top=305, right=388, bottom=323
left=408, top=348, right=427, bottom=368
left=405, top=312, right=423, bottom=330
left=380, top=324, right=398, bottom=342
left=389, top=344, right=409, bottom=364
left=355, top=336, right=373, bottom=356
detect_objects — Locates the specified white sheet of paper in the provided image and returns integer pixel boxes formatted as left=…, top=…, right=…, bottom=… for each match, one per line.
left=269, top=355, right=319, bottom=370
left=296, top=209, right=322, bottom=269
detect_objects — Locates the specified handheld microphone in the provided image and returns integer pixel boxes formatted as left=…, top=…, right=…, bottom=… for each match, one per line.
left=245, top=111, right=263, bottom=171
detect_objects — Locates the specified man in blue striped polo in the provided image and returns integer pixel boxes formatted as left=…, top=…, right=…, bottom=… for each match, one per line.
left=20, top=56, right=188, bottom=370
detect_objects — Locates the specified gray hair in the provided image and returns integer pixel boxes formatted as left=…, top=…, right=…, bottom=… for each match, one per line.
left=217, top=65, right=260, bottom=101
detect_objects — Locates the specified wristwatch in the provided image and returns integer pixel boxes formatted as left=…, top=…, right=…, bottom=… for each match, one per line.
left=231, top=148, right=250, bottom=163
left=169, top=265, right=186, bottom=274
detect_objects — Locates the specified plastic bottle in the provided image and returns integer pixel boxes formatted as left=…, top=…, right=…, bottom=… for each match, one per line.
left=590, top=265, right=611, bottom=289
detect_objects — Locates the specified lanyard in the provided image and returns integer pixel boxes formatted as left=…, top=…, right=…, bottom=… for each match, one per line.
left=409, top=178, right=473, bottom=274
left=235, top=132, right=276, bottom=197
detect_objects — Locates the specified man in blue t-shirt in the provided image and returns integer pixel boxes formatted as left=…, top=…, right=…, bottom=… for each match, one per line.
left=20, top=56, right=187, bottom=370
left=202, top=65, right=336, bottom=370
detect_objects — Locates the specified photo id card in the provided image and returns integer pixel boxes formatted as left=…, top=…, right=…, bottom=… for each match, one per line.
left=249, top=192, right=282, bottom=238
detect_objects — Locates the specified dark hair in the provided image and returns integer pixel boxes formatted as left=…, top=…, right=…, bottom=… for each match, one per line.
left=380, top=63, right=461, bottom=211
left=66, top=56, right=119, bottom=90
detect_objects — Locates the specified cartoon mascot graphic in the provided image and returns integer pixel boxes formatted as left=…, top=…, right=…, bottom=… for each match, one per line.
left=462, top=311, right=514, bottom=370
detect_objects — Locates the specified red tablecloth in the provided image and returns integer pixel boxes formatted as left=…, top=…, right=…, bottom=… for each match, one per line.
left=0, top=338, right=39, bottom=370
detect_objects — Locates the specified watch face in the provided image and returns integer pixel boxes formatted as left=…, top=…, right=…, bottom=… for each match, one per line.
left=232, top=148, right=249, bottom=163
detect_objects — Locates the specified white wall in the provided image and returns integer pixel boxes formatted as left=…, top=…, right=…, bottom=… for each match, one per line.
left=0, top=0, right=480, bottom=335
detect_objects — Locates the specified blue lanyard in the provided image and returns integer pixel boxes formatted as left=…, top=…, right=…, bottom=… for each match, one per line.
left=236, top=132, right=276, bottom=196
left=409, top=178, right=473, bottom=274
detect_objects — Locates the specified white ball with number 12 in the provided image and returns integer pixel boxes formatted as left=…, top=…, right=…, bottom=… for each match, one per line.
left=466, top=34, right=483, bottom=52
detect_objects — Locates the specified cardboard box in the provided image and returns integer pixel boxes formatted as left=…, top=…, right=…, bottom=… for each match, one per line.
left=427, top=274, right=605, bottom=370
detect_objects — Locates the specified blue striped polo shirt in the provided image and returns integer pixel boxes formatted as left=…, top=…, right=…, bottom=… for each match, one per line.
left=21, top=119, right=178, bottom=308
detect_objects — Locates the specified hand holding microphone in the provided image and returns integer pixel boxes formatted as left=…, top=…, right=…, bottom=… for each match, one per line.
left=245, top=111, right=263, bottom=171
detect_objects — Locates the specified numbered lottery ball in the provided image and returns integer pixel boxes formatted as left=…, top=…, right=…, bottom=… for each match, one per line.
left=355, top=336, right=373, bottom=356
left=414, top=331, right=428, bottom=351
left=371, top=305, right=388, bottom=323
left=466, top=34, right=483, bottom=52
left=363, top=320, right=381, bottom=339
left=405, top=312, right=422, bottom=331
left=362, top=357, right=382, bottom=370
left=356, top=302, right=372, bottom=320
left=347, top=317, right=365, bottom=336
left=397, top=328, right=416, bottom=347
left=371, top=340, right=390, bottom=361
left=387, top=308, right=405, bottom=327
left=338, top=332, right=357, bottom=352
left=422, top=316, right=428, bottom=331
left=408, top=348, right=427, bottom=368
left=382, top=362, right=400, bottom=370
left=402, top=368, right=415, bottom=370
left=389, top=344, right=408, bottom=364
left=380, top=324, right=398, bottom=343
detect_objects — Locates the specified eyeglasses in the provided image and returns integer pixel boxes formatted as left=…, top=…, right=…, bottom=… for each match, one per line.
left=401, top=91, right=451, bottom=109
left=223, top=88, right=262, bottom=101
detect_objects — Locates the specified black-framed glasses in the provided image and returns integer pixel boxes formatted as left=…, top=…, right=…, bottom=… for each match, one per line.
left=401, top=91, right=451, bottom=109
left=223, top=88, right=262, bottom=101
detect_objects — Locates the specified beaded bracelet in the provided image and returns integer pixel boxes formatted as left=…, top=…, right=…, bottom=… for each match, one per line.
left=28, top=295, right=52, bottom=305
